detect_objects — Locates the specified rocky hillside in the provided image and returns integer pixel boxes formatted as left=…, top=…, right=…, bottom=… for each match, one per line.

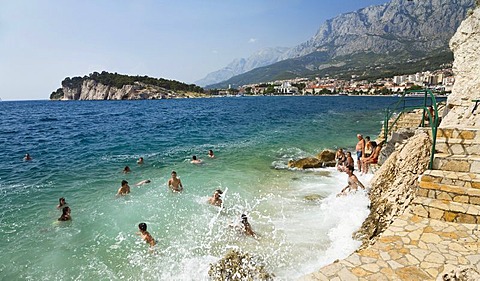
left=207, top=0, right=474, bottom=89
left=195, top=47, right=288, bottom=87
left=50, top=71, right=204, bottom=100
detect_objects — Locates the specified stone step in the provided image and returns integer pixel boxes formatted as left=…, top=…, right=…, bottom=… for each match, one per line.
left=435, top=128, right=480, bottom=142
left=421, top=169, right=480, bottom=189
left=410, top=196, right=480, bottom=224
left=435, top=138, right=480, bottom=155
left=432, top=153, right=480, bottom=173
left=417, top=180, right=480, bottom=204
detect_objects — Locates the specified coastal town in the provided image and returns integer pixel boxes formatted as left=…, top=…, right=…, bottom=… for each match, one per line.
left=214, top=67, right=455, bottom=97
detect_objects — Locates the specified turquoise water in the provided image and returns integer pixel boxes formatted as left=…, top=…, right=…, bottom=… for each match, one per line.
left=0, top=96, right=394, bottom=280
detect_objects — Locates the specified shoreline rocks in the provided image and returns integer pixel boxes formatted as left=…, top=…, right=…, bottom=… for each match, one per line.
left=288, top=149, right=336, bottom=169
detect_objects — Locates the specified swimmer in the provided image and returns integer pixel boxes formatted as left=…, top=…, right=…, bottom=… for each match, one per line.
left=57, top=197, right=67, bottom=209
left=58, top=206, right=71, bottom=221
left=190, top=155, right=202, bottom=164
left=208, top=189, right=223, bottom=207
left=208, top=150, right=215, bottom=158
left=167, top=171, right=183, bottom=192
left=137, top=222, right=156, bottom=247
left=240, top=214, right=257, bottom=237
left=123, top=166, right=131, bottom=174
left=24, top=153, right=32, bottom=161
left=137, top=157, right=144, bottom=165
left=135, top=179, right=151, bottom=187
left=117, top=180, right=131, bottom=195
left=337, top=166, right=366, bottom=196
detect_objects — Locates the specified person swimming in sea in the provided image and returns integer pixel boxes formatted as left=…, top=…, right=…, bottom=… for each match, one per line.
left=117, top=180, right=131, bottom=196
left=24, top=153, right=32, bottom=161
left=167, top=171, right=183, bottom=192
left=137, top=157, right=144, bottom=165
left=135, top=179, right=151, bottom=186
left=57, top=197, right=67, bottom=209
left=58, top=206, right=71, bottom=221
left=190, top=155, right=202, bottom=164
left=137, top=222, right=156, bottom=247
left=240, top=214, right=257, bottom=238
left=208, top=189, right=223, bottom=207
left=337, top=166, right=366, bottom=196
left=208, top=150, right=215, bottom=158
left=122, top=166, right=131, bottom=174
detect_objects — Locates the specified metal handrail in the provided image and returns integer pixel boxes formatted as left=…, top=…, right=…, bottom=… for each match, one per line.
left=383, top=89, right=439, bottom=169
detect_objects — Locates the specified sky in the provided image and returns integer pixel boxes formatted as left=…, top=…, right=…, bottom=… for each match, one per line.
left=0, top=0, right=390, bottom=100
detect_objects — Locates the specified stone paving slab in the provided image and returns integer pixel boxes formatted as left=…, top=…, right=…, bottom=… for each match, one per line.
left=433, top=153, right=480, bottom=173
left=299, top=213, right=480, bottom=281
left=417, top=180, right=480, bottom=202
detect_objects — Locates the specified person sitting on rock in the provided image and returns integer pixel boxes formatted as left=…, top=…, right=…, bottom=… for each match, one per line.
left=338, top=166, right=365, bottom=196
left=335, top=149, right=346, bottom=171
left=361, top=141, right=383, bottom=174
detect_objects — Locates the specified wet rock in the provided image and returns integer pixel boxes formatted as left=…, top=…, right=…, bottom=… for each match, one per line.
left=316, top=150, right=336, bottom=162
left=209, top=249, right=274, bottom=281
left=288, top=157, right=322, bottom=169
left=441, top=266, right=480, bottom=281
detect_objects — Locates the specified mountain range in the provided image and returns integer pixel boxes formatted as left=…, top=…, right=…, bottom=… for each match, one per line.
left=198, top=0, right=474, bottom=89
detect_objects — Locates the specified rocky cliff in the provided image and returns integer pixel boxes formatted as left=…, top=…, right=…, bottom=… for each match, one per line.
left=58, top=80, right=172, bottom=100
left=50, top=72, right=205, bottom=100
left=355, top=130, right=431, bottom=248
left=207, top=0, right=474, bottom=88
left=281, top=0, right=474, bottom=60
left=441, top=6, right=480, bottom=128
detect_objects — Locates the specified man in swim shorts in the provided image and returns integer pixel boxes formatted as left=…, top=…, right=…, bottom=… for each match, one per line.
left=168, top=171, right=183, bottom=192
left=355, top=134, right=365, bottom=172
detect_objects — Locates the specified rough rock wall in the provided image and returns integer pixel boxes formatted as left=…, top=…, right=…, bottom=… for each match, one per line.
left=442, top=7, right=480, bottom=127
left=61, top=80, right=171, bottom=100
left=355, top=130, right=431, bottom=249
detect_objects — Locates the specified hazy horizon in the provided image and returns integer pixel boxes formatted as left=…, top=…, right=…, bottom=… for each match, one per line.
left=0, top=0, right=389, bottom=100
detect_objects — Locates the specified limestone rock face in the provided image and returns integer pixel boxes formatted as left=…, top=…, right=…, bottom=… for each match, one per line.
left=442, top=7, right=480, bottom=128
left=209, top=249, right=274, bottom=281
left=355, top=130, right=431, bottom=248
left=61, top=80, right=173, bottom=100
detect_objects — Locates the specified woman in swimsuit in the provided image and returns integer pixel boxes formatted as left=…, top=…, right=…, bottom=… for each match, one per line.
left=362, top=141, right=382, bottom=174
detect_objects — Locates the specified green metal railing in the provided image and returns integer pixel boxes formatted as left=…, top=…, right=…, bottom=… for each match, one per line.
left=383, top=89, right=440, bottom=169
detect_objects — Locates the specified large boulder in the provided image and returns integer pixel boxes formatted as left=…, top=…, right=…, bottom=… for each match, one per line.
left=288, top=157, right=322, bottom=169
left=316, top=150, right=336, bottom=162
left=209, top=249, right=274, bottom=281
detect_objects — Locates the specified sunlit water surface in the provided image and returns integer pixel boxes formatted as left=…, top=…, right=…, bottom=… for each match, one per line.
left=0, top=96, right=395, bottom=280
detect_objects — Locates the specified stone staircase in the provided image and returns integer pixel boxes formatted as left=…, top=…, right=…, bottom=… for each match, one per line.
left=412, top=127, right=480, bottom=223
left=378, top=109, right=424, bottom=141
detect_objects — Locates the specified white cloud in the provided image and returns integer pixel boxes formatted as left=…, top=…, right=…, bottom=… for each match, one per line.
left=248, top=38, right=257, bottom=43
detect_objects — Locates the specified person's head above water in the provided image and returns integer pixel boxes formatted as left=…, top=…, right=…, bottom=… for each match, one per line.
left=241, top=214, right=248, bottom=222
left=138, top=222, right=147, bottom=232
left=59, top=197, right=66, bottom=204
left=62, top=206, right=71, bottom=215
left=121, top=180, right=128, bottom=186
left=192, top=155, right=197, bottom=160
left=214, top=189, right=222, bottom=197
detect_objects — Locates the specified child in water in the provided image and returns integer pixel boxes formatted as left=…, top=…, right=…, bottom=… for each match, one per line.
left=137, top=223, right=156, bottom=247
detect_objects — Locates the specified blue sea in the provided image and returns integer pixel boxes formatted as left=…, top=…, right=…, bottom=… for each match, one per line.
left=0, top=96, right=395, bottom=280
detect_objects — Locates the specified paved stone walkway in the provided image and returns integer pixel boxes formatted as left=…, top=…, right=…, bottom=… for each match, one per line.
left=300, top=212, right=480, bottom=281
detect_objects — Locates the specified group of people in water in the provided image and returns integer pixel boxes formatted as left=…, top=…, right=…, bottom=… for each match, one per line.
left=49, top=149, right=256, bottom=248
left=335, top=134, right=383, bottom=196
